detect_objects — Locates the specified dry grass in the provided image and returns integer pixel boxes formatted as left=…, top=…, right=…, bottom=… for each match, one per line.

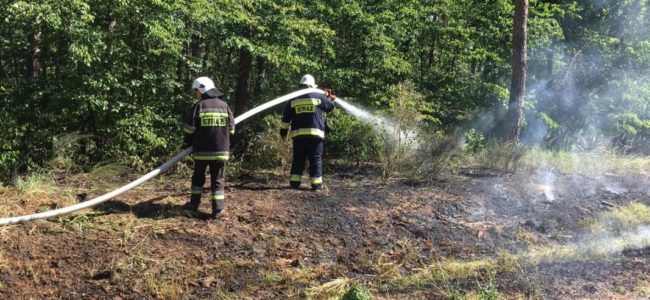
left=0, top=247, right=8, bottom=272
left=0, top=188, right=23, bottom=218
left=516, top=228, right=542, bottom=246
left=3, top=171, right=81, bottom=217
left=306, top=277, right=353, bottom=300
left=89, top=161, right=130, bottom=190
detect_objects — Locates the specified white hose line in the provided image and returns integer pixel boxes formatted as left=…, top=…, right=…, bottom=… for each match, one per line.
left=0, top=88, right=323, bottom=225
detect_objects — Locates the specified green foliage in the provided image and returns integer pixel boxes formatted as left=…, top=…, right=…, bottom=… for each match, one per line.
left=340, top=284, right=373, bottom=300
left=0, top=0, right=649, bottom=175
left=464, top=129, right=487, bottom=153
left=326, top=109, right=383, bottom=163
left=48, top=132, right=92, bottom=172
left=242, top=114, right=292, bottom=170
left=477, top=282, right=499, bottom=300
left=373, top=81, right=461, bottom=180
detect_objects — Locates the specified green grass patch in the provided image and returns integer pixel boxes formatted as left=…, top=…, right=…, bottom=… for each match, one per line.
left=388, top=258, right=501, bottom=290
left=590, top=202, right=650, bottom=233
left=262, top=271, right=285, bottom=285
left=635, top=282, right=650, bottom=297
left=341, top=284, right=373, bottom=300
left=524, top=149, right=650, bottom=175
left=14, top=171, right=57, bottom=195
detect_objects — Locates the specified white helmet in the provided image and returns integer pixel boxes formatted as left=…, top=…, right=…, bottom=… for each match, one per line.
left=192, top=76, right=216, bottom=94
left=299, top=74, right=317, bottom=88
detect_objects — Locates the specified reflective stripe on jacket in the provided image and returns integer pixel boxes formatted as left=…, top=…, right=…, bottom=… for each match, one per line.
left=281, top=92, right=334, bottom=139
left=184, top=98, right=235, bottom=160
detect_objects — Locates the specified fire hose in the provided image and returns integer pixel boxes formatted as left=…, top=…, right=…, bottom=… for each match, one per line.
left=0, top=88, right=329, bottom=226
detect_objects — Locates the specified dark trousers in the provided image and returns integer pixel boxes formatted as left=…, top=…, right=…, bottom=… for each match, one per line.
left=290, top=137, right=324, bottom=188
left=191, top=160, right=225, bottom=210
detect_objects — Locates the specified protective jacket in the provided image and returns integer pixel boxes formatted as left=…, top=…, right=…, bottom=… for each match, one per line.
left=184, top=97, right=235, bottom=160
left=280, top=92, right=335, bottom=139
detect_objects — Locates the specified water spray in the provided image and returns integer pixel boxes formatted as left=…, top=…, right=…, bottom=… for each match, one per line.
left=0, top=88, right=323, bottom=225
left=334, top=98, right=419, bottom=146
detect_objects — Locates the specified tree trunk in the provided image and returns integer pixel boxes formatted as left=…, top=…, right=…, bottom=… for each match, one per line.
left=26, top=32, right=43, bottom=78
left=235, top=47, right=253, bottom=117
left=233, top=47, right=254, bottom=148
left=505, top=0, right=529, bottom=142
left=253, top=56, right=266, bottom=100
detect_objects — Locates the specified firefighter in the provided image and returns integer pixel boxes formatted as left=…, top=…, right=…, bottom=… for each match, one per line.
left=183, top=77, right=235, bottom=218
left=280, top=74, right=336, bottom=191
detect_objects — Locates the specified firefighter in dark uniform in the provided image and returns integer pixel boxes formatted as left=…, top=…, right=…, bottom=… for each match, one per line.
left=183, top=77, right=235, bottom=218
left=280, top=74, right=336, bottom=191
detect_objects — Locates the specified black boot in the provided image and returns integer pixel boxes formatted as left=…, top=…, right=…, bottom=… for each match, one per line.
left=211, top=200, right=224, bottom=219
left=182, top=195, right=200, bottom=212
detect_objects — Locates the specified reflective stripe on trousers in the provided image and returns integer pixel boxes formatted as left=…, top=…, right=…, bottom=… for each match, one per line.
left=290, top=137, right=324, bottom=187
left=190, top=160, right=226, bottom=208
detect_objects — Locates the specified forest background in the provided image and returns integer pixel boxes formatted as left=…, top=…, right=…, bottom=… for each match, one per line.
left=1, top=0, right=649, bottom=181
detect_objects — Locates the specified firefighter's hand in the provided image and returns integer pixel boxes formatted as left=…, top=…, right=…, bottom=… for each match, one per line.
left=323, top=88, right=336, bottom=101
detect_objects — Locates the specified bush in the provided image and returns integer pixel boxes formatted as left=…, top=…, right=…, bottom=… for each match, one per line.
left=48, top=131, right=92, bottom=172
left=463, top=129, right=486, bottom=153
left=242, top=114, right=293, bottom=171
left=326, top=109, right=384, bottom=164
left=406, top=133, right=462, bottom=180
left=107, top=108, right=181, bottom=171
left=472, top=141, right=528, bottom=173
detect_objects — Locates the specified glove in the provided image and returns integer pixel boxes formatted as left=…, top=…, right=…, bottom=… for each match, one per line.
left=323, top=88, right=336, bottom=101
left=280, top=128, right=288, bottom=140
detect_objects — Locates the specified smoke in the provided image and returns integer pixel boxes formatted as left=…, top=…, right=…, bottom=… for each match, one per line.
left=590, top=225, right=650, bottom=256
left=536, top=166, right=556, bottom=202
left=527, top=225, right=650, bottom=264
left=522, top=0, right=650, bottom=152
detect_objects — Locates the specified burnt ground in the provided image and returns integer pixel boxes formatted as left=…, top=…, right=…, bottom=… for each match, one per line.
left=0, top=166, right=649, bottom=299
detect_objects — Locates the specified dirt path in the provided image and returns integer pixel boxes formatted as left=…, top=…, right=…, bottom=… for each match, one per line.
left=1, top=169, right=649, bottom=299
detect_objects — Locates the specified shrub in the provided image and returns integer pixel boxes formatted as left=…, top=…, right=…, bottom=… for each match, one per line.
left=242, top=114, right=293, bottom=171
left=48, top=131, right=92, bottom=172
left=326, top=109, right=383, bottom=164
left=406, top=133, right=462, bottom=180
left=472, top=141, right=528, bottom=173
left=463, top=129, right=486, bottom=153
